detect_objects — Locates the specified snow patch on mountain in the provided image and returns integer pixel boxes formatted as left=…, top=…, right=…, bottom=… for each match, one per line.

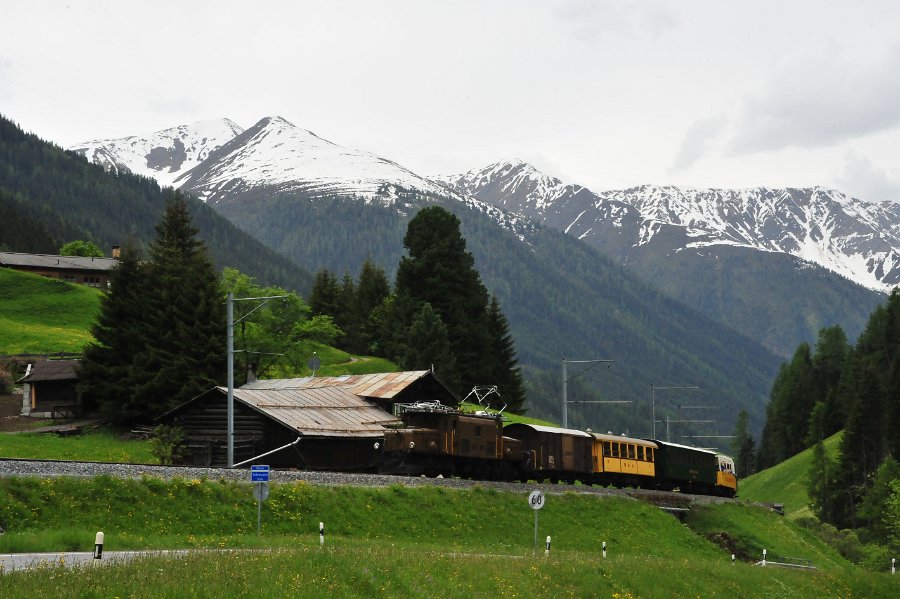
left=70, top=118, right=244, bottom=188
left=449, top=160, right=900, bottom=293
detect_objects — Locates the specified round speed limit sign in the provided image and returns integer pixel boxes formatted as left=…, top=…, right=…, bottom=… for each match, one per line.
left=528, top=490, right=545, bottom=510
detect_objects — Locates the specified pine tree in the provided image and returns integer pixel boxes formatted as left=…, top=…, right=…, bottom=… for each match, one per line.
left=78, top=239, right=147, bottom=420
left=308, top=269, right=340, bottom=316
left=126, top=191, right=226, bottom=422
left=356, top=258, right=390, bottom=354
left=731, top=410, right=756, bottom=478
left=485, top=294, right=526, bottom=413
left=400, top=302, right=459, bottom=392
left=394, top=207, right=491, bottom=395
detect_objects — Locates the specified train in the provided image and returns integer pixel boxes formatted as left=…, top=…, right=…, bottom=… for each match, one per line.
left=380, top=402, right=737, bottom=498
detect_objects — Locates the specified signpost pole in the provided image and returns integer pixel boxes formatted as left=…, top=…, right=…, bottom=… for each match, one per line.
left=528, top=490, right=545, bottom=556
left=257, top=484, right=262, bottom=535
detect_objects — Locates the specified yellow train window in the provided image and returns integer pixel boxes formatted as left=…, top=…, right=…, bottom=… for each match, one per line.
left=627, top=444, right=635, bottom=459
left=637, top=446, right=644, bottom=460
left=612, top=443, right=620, bottom=457
left=603, top=442, right=612, bottom=457
left=647, top=448, right=654, bottom=462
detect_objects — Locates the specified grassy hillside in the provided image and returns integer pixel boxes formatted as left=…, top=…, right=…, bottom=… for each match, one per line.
left=0, top=476, right=895, bottom=596
left=0, top=268, right=99, bottom=353
left=738, top=431, right=843, bottom=519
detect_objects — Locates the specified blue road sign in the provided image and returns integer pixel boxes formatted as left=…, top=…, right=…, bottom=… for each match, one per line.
left=251, top=465, right=270, bottom=482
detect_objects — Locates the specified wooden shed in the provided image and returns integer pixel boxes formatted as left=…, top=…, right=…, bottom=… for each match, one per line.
left=157, top=370, right=457, bottom=470
left=17, top=359, right=81, bottom=418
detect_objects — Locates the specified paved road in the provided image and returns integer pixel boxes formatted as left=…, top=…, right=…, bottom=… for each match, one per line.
left=0, top=549, right=194, bottom=573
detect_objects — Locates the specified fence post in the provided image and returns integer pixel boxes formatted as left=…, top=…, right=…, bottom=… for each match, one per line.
left=762, top=548, right=767, bottom=567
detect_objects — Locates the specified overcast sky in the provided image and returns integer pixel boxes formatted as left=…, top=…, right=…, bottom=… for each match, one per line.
left=2, top=1, right=899, bottom=201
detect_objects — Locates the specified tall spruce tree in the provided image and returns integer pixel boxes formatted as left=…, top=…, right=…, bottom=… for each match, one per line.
left=127, top=191, right=226, bottom=422
left=394, top=207, right=491, bottom=395
left=78, top=239, right=147, bottom=420
left=486, top=294, right=527, bottom=413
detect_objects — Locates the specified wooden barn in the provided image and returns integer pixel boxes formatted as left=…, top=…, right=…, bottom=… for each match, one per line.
left=17, top=359, right=81, bottom=418
left=157, top=370, right=457, bottom=470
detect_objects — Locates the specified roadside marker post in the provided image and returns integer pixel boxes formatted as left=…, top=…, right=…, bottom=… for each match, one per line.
left=602, top=541, right=607, bottom=559
left=545, top=535, right=551, bottom=557
left=93, top=531, right=104, bottom=559
left=320, top=522, right=325, bottom=547
left=528, top=490, right=545, bottom=555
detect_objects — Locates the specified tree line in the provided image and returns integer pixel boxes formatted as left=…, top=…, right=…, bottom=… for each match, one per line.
left=751, top=290, right=900, bottom=548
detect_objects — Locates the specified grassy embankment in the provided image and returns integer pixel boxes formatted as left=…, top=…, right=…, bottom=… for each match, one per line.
left=0, top=268, right=101, bottom=354
left=0, top=476, right=896, bottom=597
left=738, top=431, right=843, bottom=519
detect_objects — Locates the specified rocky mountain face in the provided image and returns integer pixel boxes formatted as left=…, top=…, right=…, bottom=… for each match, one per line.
left=442, top=160, right=889, bottom=356
left=445, top=160, right=900, bottom=294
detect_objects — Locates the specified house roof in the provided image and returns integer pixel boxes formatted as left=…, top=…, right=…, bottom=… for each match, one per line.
left=0, top=252, right=117, bottom=272
left=225, top=385, right=400, bottom=438
left=160, top=371, right=454, bottom=438
left=241, top=370, right=445, bottom=401
left=17, top=359, right=80, bottom=383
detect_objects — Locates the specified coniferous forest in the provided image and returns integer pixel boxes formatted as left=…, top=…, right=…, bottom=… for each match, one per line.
left=755, top=291, right=900, bottom=552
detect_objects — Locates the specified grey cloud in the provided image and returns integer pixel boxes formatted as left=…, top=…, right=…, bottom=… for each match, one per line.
left=670, top=116, right=725, bottom=172
left=728, top=44, right=900, bottom=155
left=835, top=152, right=900, bottom=204
left=556, top=0, right=677, bottom=43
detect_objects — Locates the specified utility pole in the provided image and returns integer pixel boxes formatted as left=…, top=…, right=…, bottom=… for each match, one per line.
left=562, top=358, right=620, bottom=429
left=227, top=293, right=288, bottom=467
left=650, top=385, right=699, bottom=439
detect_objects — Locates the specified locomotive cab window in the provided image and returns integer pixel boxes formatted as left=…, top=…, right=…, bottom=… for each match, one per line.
left=474, top=426, right=482, bottom=437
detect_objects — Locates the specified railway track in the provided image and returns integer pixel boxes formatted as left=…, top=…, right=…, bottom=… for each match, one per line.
left=0, top=458, right=736, bottom=508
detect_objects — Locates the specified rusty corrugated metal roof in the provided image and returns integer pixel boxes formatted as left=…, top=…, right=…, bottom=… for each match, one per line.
left=223, top=385, right=400, bottom=438
left=241, top=371, right=431, bottom=399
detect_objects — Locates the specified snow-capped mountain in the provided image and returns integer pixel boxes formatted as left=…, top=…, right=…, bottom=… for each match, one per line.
left=72, top=116, right=452, bottom=205
left=444, top=160, right=900, bottom=293
left=70, top=118, right=244, bottom=188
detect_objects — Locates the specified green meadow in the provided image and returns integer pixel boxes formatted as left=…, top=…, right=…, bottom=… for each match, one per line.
left=0, top=268, right=100, bottom=354
left=0, top=476, right=896, bottom=597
